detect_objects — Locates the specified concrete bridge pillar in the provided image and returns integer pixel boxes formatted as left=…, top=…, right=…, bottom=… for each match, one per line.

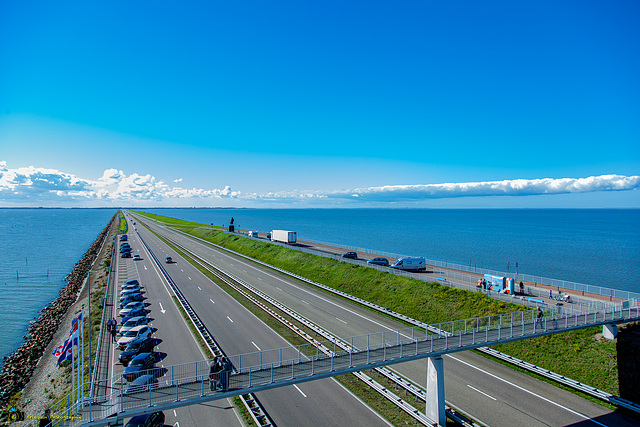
left=426, top=356, right=446, bottom=426
left=603, top=324, right=618, bottom=340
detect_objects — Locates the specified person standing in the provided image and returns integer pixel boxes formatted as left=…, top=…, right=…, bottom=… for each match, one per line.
left=535, top=307, right=544, bottom=328
left=209, top=357, right=220, bottom=391
left=220, top=356, right=232, bottom=391
left=39, top=408, right=52, bottom=427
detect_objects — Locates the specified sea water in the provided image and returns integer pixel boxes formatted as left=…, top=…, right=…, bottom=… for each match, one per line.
left=0, top=209, right=116, bottom=360
left=141, top=208, right=639, bottom=294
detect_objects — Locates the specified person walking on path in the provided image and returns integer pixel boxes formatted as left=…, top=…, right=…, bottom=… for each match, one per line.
left=535, top=307, right=544, bottom=328
left=110, top=322, right=118, bottom=343
left=209, top=357, right=221, bottom=391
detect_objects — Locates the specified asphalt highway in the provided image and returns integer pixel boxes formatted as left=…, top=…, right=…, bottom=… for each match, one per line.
left=123, top=213, right=392, bottom=427
left=131, top=212, right=640, bottom=427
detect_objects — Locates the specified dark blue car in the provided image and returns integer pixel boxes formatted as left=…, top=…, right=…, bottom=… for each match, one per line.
left=125, top=411, right=164, bottom=427
left=123, top=353, right=156, bottom=381
left=119, top=338, right=155, bottom=366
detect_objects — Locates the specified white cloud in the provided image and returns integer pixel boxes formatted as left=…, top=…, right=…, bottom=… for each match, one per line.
left=252, top=175, right=640, bottom=202
left=0, top=162, right=238, bottom=205
left=0, top=161, right=637, bottom=207
left=173, top=178, right=183, bottom=183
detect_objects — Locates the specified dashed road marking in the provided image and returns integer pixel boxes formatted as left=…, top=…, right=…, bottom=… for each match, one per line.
left=252, top=341, right=261, bottom=351
left=227, top=316, right=233, bottom=323
left=467, top=385, right=496, bottom=400
left=336, top=317, right=347, bottom=324
left=293, top=384, right=307, bottom=398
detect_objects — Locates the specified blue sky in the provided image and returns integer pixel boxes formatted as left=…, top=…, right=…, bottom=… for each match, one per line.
left=1, top=0, right=638, bottom=208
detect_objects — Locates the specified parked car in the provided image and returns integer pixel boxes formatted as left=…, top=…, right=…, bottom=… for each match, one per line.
left=124, top=280, right=139, bottom=286
left=120, top=287, right=142, bottom=296
left=133, top=254, right=141, bottom=261
left=123, top=352, right=156, bottom=381
left=124, top=375, right=159, bottom=395
left=125, top=411, right=165, bottom=427
left=119, top=293, right=144, bottom=308
left=119, top=302, right=146, bottom=317
left=367, top=257, right=389, bottom=266
left=165, top=256, right=172, bottom=263
left=119, top=337, right=156, bottom=366
left=119, top=316, right=150, bottom=335
left=121, top=308, right=147, bottom=323
left=120, top=235, right=128, bottom=241
left=117, top=325, right=152, bottom=349
left=342, top=251, right=358, bottom=259
left=121, top=251, right=132, bottom=258
left=120, top=245, right=131, bottom=252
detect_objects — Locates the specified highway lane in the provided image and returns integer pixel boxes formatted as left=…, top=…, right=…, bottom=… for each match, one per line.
left=114, top=219, right=244, bottom=427
left=133, top=216, right=393, bottom=427
left=133, top=213, right=640, bottom=427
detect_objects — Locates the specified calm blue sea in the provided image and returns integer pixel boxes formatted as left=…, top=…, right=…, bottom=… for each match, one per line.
left=141, top=208, right=639, bottom=294
left=0, top=208, right=638, bottom=361
left=0, top=209, right=116, bottom=361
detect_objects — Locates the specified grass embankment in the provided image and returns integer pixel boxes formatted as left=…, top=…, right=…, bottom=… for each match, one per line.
left=134, top=211, right=624, bottom=398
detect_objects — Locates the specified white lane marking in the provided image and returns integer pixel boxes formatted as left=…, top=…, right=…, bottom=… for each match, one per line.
left=301, top=300, right=309, bottom=305
left=252, top=341, right=261, bottom=351
left=243, top=269, right=247, bottom=273
left=336, top=317, right=347, bottom=324
left=448, top=355, right=608, bottom=426
left=259, top=269, right=413, bottom=339
left=258, top=277, right=263, bottom=281
left=188, top=276, right=192, bottom=280
left=159, top=303, right=166, bottom=314
left=210, top=299, right=215, bottom=304
left=227, top=316, right=233, bottom=323
left=198, top=286, right=202, bottom=290
left=293, top=384, right=307, bottom=398
left=144, top=265, right=147, bottom=270
left=173, top=410, right=177, bottom=417
left=181, top=269, right=184, bottom=272
left=467, top=384, right=496, bottom=400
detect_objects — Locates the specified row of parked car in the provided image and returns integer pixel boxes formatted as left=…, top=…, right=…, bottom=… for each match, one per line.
left=115, top=278, right=166, bottom=427
left=120, top=238, right=141, bottom=261
left=341, top=252, right=427, bottom=271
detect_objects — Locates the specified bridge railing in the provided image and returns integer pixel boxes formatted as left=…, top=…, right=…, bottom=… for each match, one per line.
left=50, top=304, right=640, bottom=426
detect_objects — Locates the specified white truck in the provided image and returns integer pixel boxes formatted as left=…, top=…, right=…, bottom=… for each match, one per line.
left=270, top=230, right=297, bottom=244
left=391, top=257, right=426, bottom=271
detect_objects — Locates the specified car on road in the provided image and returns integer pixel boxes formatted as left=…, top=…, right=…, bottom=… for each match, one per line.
left=123, top=352, right=156, bottom=381
left=124, top=411, right=164, bottom=427
left=133, top=254, right=141, bottom=261
left=367, top=257, right=389, bottom=266
left=124, top=375, right=160, bottom=395
left=165, top=256, right=172, bottom=263
left=341, top=251, right=358, bottom=259
left=119, top=301, right=146, bottom=317
left=117, top=325, right=152, bottom=349
left=119, top=293, right=144, bottom=308
left=119, top=337, right=156, bottom=366
left=119, top=316, right=150, bottom=335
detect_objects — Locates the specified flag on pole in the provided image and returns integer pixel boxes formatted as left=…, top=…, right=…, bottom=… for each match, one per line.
left=56, top=339, right=73, bottom=366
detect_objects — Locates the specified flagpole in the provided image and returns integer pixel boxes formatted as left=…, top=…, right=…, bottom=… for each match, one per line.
left=81, top=309, right=85, bottom=407
left=71, top=338, right=75, bottom=415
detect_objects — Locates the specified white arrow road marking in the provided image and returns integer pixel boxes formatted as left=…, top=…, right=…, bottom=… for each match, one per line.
left=159, top=303, right=166, bottom=314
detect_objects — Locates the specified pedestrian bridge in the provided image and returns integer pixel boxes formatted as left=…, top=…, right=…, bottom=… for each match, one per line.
left=57, top=304, right=639, bottom=426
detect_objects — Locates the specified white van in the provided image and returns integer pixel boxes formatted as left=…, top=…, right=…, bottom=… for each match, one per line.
left=391, top=257, right=426, bottom=271
left=247, top=231, right=259, bottom=238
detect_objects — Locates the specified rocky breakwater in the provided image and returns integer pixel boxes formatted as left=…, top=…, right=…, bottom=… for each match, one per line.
left=0, top=213, right=116, bottom=407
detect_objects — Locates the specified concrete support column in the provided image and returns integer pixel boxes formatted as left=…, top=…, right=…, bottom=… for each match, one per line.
left=602, top=324, right=618, bottom=340
left=426, top=356, right=446, bottom=426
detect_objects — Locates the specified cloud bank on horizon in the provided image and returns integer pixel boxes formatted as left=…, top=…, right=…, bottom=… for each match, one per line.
left=0, top=161, right=637, bottom=207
